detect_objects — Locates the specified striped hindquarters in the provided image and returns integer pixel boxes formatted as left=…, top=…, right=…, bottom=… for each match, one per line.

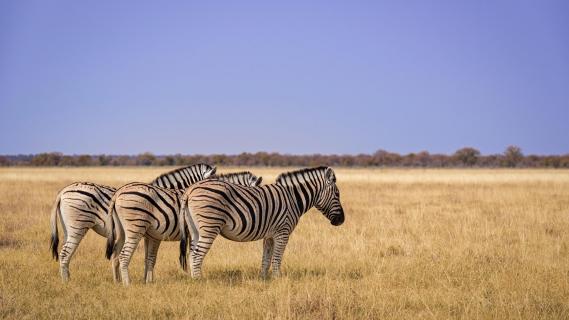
left=112, top=183, right=184, bottom=241
left=58, top=182, right=116, bottom=234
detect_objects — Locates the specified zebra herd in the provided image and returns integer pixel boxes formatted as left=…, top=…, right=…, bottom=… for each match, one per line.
left=49, top=164, right=345, bottom=285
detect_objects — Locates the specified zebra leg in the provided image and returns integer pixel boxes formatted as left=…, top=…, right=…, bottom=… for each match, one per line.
left=270, top=234, right=290, bottom=278
left=144, top=238, right=161, bottom=284
left=111, top=231, right=125, bottom=283
left=189, top=230, right=220, bottom=279
left=59, top=227, right=88, bottom=282
left=260, top=237, right=274, bottom=279
left=143, top=237, right=149, bottom=280
left=111, top=255, right=121, bottom=283
left=118, top=234, right=143, bottom=286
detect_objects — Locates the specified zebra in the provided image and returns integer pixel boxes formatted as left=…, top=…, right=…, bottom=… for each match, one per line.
left=179, top=166, right=344, bottom=279
left=105, top=171, right=262, bottom=285
left=49, top=163, right=216, bottom=282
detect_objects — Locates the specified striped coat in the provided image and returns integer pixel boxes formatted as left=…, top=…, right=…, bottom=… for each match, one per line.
left=49, top=163, right=216, bottom=282
left=105, top=172, right=262, bottom=285
left=179, top=167, right=344, bottom=279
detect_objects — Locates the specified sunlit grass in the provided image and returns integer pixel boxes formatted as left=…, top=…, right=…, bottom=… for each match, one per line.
left=1, top=167, right=568, bottom=319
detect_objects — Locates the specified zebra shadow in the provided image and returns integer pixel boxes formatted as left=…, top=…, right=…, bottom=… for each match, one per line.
left=286, top=268, right=327, bottom=280
left=179, top=267, right=363, bottom=284
left=201, top=267, right=330, bottom=284
left=288, top=268, right=364, bottom=281
left=206, top=267, right=259, bottom=285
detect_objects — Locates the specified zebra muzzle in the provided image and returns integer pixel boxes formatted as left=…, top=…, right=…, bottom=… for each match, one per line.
left=331, top=214, right=344, bottom=226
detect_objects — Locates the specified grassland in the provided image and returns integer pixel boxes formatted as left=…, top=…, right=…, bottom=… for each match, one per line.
left=1, top=167, right=569, bottom=319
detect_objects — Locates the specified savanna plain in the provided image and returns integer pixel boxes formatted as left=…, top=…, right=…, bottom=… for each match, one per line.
left=1, top=167, right=569, bottom=319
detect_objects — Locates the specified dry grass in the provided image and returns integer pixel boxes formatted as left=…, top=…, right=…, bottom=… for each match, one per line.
left=1, top=167, right=569, bottom=319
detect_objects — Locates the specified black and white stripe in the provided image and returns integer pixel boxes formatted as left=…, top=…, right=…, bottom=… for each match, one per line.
left=150, top=164, right=218, bottom=189
left=179, top=166, right=344, bottom=279
left=105, top=171, right=262, bottom=285
left=49, top=163, right=216, bottom=282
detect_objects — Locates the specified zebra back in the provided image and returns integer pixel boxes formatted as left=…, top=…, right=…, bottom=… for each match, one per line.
left=210, top=171, right=263, bottom=187
left=150, top=163, right=216, bottom=189
left=275, top=166, right=331, bottom=186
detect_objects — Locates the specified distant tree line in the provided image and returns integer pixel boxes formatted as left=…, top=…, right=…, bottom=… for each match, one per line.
left=1, top=146, right=568, bottom=168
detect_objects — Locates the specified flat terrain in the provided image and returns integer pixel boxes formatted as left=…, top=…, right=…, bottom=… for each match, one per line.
left=1, top=167, right=569, bottom=319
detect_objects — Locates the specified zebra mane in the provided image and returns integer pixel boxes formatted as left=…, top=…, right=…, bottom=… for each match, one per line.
left=210, top=171, right=262, bottom=186
left=275, top=166, right=329, bottom=186
left=149, top=163, right=213, bottom=189
left=211, top=171, right=254, bottom=180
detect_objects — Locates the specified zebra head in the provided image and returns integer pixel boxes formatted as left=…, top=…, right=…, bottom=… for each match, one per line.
left=213, top=171, right=263, bottom=187
left=315, top=167, right=345, bottom=226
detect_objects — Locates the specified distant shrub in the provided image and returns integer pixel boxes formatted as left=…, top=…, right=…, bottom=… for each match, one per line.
left=503, top=145, right=524, bottom=167
left=2, top=146, right=565, bottom=167
left=453, top=147, right=480, bottom=167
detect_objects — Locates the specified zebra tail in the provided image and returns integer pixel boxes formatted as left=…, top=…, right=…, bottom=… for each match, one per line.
left=105, top=196, right=118, bottom=260
left=49, top=194, right=61, bottom=261
left=179, top=196, right=189, bottom=272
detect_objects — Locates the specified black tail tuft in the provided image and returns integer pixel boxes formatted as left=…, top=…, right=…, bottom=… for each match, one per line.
left=49, top=196, right=61, bottom=261
left=179, top=236, right=187, bottom=272
left=179, top=197, right=189, bottom=272
left=105, top=238, right=114, bottom=260
left=50, top=234, right=59, bottom=261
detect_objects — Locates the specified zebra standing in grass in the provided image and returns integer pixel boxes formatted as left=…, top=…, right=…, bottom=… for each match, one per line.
left=179, top=166, right=345, bottom=279
left=105, top=171, right=262, bottom=285
left=49, top=163, right=216, bottom=282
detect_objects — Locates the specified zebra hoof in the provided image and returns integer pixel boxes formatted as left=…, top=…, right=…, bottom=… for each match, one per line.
left=260, top=272, right=270, bottom=280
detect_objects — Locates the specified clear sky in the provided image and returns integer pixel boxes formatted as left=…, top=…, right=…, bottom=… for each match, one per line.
left=1, top=1, right=568, bottom=155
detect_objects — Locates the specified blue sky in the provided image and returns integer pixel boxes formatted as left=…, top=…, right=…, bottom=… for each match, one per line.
left=1, top=1, right=568, bottom=155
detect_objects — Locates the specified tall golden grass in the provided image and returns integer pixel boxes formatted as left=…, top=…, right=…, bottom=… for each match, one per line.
left=1, top=167, right=568, bottom=319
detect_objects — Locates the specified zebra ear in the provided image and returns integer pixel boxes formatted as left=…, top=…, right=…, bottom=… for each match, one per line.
left=325, top=167, right=336, bottom=184
left=253, top=176, right=263, bottom=186
left=204, top=166, right=217, bottom=178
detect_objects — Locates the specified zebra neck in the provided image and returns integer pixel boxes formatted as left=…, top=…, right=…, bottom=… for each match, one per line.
left=286, top=181, right=320, bottom=216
